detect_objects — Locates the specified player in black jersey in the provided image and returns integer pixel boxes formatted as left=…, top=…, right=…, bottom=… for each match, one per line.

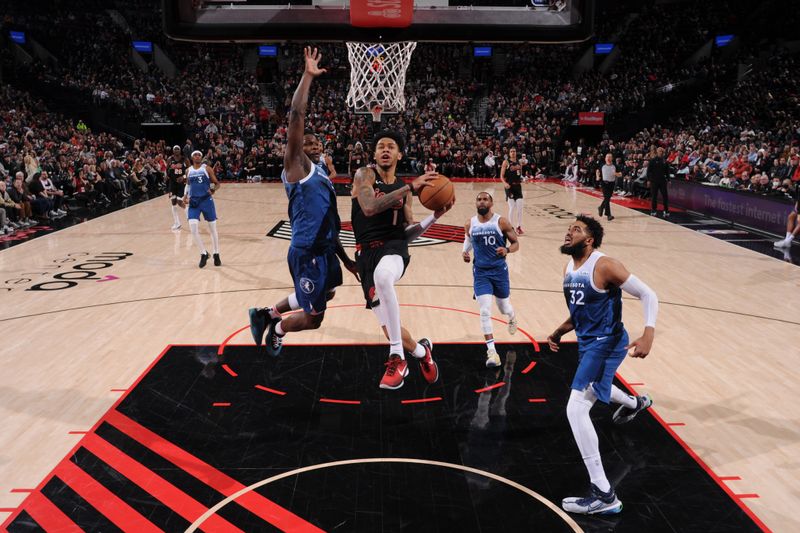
left=500, top=147, right=525, bottom=234
left=351, top=130, right=455, bottom=390
left=166, top=145, right=187, bottom=230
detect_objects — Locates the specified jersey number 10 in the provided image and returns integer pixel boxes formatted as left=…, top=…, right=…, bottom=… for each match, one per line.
left=482, top=235, right=496, bottom=246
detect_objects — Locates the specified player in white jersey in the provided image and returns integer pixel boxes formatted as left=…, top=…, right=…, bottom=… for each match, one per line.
left=183, top=150, right=221, bottom=268
left=462, top=192, right=519, bottom=367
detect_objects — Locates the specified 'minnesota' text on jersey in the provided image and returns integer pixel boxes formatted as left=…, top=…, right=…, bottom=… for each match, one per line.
left=469, top=214, right=507, bottom=270
left=187, top=164, right=212, bottom=198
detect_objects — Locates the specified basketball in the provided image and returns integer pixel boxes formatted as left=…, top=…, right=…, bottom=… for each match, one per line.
left=418, top=174, right=454, bottom=212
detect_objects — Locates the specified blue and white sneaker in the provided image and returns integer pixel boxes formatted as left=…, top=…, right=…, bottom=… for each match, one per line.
left=562, top=484, right=622, bottom=515
left=613, top=394, right=653, bottom=425
left=265, top=317, right=285, bottom=357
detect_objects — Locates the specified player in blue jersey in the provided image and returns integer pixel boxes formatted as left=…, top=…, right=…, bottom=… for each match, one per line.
left=183, top=150, right=221, bottom=268
left=462, top=192, right=519, bottom=368
left=248, top=47, right=357, bottom=356
left=547, top=215, right=659, bottom=515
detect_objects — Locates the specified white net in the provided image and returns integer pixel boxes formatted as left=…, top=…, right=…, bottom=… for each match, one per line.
left=346, top=41, right=417, bottom=116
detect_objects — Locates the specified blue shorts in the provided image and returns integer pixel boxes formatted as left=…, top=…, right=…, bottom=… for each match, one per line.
left=287, top=246, right=343, bottom=315
left=473, top=265, right=510, bottom=299
left=187, top=196, right=217, bottom=222
left=572, top=330, right=629, bottom=404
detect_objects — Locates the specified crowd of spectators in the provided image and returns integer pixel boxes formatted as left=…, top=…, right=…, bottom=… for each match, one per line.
left=1, top=0, right=797, bottom=241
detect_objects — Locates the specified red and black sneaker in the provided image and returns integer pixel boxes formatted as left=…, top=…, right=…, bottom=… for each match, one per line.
left=416, top=338, right=439, bottom=384
left=379, top=355, right=409, bottom=390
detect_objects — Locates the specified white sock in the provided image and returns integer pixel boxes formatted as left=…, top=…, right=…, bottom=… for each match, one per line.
left=566, top=387, right=611, bottom=493
left=275, top=321, right=285, bottom=336
left=189, top=219, right=207, bottom=254
left=507, top=199, right=515, bottom=226
left=610, top=385, right=637, bottom=409
left=287, top=293, right=301, bottom=311
left=786, top=232, right=793, bottom=240
left=515, top=198, right=524, bottom=227
left=373, top=255, right=405, bottom=357
left=171, top=204, right=180, bottom=225
left=208, top=220, right=220, bottom=254
left=486, top=338, right=496, bottom=352
left=411, top=343, right=426, bottom=358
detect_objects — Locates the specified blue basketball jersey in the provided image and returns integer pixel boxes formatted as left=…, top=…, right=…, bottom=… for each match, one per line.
left=563, top=251, right=624, bottom=339
left=187, top=164, right=212, bottom=198
left=469, top=214, right=507, bottom=270
left=282, top=164, right=340, bottom=252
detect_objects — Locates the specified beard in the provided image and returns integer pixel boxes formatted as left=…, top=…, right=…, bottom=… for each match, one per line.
left=560, top=241, right=587, bottom=256
left=477, top=206, right=490, bottom=216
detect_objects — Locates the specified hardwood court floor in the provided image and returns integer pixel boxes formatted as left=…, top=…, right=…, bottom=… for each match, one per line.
left=0, top=182, right=797, bottom=531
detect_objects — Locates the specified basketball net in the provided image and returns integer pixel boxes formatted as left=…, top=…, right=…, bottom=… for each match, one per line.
left=346, top=41, right=417, bottom=120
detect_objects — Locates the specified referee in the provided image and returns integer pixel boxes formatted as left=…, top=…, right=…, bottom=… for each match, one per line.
left=597, top=153, right=621, bottom=221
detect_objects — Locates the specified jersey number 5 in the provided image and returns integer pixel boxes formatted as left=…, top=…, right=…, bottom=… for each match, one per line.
left=569, top=290, right=585, bottom=306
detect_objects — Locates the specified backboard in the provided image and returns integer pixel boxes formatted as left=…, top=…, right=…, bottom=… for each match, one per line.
left=163, top=0, right=594, bottom=43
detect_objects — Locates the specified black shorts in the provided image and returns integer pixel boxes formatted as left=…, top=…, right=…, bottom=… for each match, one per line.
left=506, top=184, right=523, bottom=200
left=170, top=181, right=185, bottom=197
left=355, top=239, right=409, bottom=308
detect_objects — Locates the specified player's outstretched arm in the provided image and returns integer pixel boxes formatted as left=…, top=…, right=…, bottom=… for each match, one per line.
left=285, top=47, right=326, bottom=183
left=599, top=257, right=659, bottom=358
left=547, top=317, right=574, bottom=352
left=496, top=217, right=519, bottom=257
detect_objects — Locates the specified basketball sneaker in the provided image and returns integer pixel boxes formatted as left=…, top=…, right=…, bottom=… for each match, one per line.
left=416, top=338, right=439, bottom=384
left=507, top=316, right=518, bottom=335
left=265, top=319, right=284, bottom=357
left=380, top=355, right=409, bottom=390
left=516, top=227, right=524, bottom=235
left=613, top=394, right=653, bottom=425
left=171, top=223, right=181, bottom=230
left=562, top=484, right=622, bottom=515
left=213, top=253, right=221, bottom=266
left=248, top=307, right=278, bottom=348
left=485, top=348, right=501, bottom=368
left=199, top=252, right=209, bottom=268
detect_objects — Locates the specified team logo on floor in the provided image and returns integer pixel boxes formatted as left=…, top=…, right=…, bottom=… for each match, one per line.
left=267, top=220, right=465, bottom=247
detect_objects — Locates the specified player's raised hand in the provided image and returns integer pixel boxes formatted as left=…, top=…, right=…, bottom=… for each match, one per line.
left=410, top=171, right=438, bottom=192
left=304, top=47, right=327, bottom=77
left=462, top=251, right=471, bottom=263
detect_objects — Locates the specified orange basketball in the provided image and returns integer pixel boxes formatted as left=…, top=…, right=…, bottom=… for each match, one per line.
left=418, top=174, right=455, bottom=212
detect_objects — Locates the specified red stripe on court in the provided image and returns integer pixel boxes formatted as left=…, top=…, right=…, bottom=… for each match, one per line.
left=212, top=402, right=231, bottom=407
left=10, top=489, right=34, bottom=493
left=222, top=364, right=238, bottom=377
left=67, top=431, right=89, bottom=434
left=218, top=325, right=249, bottom=355
left=475, top=382, right=506, bottom=394
left=626, top=382, right=645, bottom=386
left=401, top=397, right=443, bottom=405
left=0, top=508, right=17, bottom=512
left=528, top=398, right=547, bottom=403
left=720, top=476, right=742, bottom=481
left=55, top=460, right=161, bottom=533
left=521, top=361, right=537, bottom=374
left=81, top=433, right=240, bottom=532
left=735, top=494, right=760, bottom=499
left=320, top=398, right=362, bottom=405
left=110, top=388, right=129, bottom=392
left=614, top=374, right=771, bottom=532
left=20, top=491, right=81, bottom=532
left=255, top=384, right=287, bottom=396
left=667, top=422, right=686, bottom=427
left=104, top=409, right=322, bottom=532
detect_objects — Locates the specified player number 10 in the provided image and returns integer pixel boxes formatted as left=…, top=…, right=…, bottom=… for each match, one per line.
left=483, top=235, right=496, bottom=246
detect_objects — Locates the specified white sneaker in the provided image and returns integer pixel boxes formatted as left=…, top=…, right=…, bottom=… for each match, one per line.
left=171, top=223, right=181, bottom=231
left=485, top=349, right=501, bottom=368
left=562, top=484, right=622, bottom=515
left=57, top=209, right=67, bottom=215
left=507, top=316, right=518, bottom=335
left=774, top=239, right=790, bottom=248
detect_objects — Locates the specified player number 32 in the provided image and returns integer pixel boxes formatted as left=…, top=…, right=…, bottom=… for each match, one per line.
left=569, top=290, right=585, bottom=306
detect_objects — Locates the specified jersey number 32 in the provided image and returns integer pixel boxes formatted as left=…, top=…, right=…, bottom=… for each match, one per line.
left=569, top=290, right=585, bottom=306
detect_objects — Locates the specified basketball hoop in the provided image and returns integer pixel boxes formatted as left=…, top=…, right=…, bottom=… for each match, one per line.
left=346, top=41, right=417, bottom=115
